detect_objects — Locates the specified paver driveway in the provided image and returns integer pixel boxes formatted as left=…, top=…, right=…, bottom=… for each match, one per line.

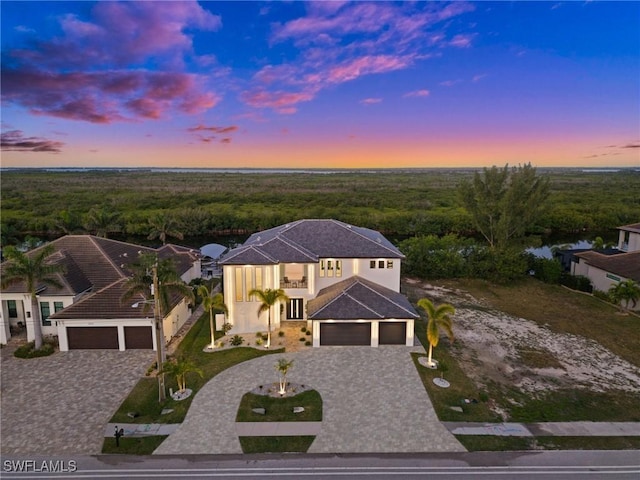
left=155, top=346, right=464, bottom=454
left=0, top=343, right=153, bottom=454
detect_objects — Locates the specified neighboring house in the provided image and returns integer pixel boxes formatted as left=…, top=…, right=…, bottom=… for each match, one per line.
left=570, top=222, right=640, bottom=309
left=200, top=242, right=227, bottom=278
left=0, top=236, right=201, bottom=350
left=618, top=222, right=640, bottom=252
left=219, top=219, right=418, bottom=347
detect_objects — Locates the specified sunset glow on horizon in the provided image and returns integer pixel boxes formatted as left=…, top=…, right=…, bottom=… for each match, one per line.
left=1, top=1, right=638, bottom=169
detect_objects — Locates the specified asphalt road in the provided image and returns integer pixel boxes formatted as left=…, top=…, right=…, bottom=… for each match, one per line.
left=1, top=451, right=638, bottom=479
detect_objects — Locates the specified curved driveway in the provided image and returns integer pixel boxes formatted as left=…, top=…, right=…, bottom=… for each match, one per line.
left=154, top=346, right=464, bottom=454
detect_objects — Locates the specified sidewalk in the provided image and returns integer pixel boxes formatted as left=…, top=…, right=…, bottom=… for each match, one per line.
left=235, top=422, right=322, bottom=437
left=443, top=422, right=640, bottom=437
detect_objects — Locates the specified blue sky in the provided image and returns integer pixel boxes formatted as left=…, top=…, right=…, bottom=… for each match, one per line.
left=1, top=1, right=638, bottom=168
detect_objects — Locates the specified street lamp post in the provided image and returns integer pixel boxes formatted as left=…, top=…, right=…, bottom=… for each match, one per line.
left=152, top=261, right=167, bottom=403
left=132, top=259, right=166, bottom=403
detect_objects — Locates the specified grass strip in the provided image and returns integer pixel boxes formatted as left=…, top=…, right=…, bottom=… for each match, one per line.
left=239, top=436, right=315, bottom=453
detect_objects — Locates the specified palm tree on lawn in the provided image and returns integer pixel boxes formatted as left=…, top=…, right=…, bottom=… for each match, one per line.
left=417, top=298, right=455, bottom=368
left=248, top=288, right=289, bottom=349
left=1, top=244, right=64, bottom=349
left=197, top=284, right=228, bottom=349
left=608, top=279, right=640, bottom=313
left=84, top=207, right=121, bottom=238
left=162, top=357, right=203, bottom=393
left=276, top=358, right=294, bottom=395
left=147, top=213, right=184, bottom=245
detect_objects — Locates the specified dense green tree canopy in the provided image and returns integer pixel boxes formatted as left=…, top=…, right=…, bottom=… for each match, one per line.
left=458, top=163, right=550, bottom=249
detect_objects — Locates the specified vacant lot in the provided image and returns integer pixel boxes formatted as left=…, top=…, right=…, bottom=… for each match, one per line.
left=404, top=278, right=640, bottom=422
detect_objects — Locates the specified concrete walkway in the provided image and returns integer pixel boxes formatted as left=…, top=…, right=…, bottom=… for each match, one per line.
left=235, top=421, right=322, bottom=436
left=154, top=347, right=465, bottom=454
left=444, top=422, right=640, bottom=437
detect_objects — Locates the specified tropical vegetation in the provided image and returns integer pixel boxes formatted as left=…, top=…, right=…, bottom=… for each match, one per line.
left=608, top=279, right=640, bottom=312
left=416, top=298, right=455, bottom=367
left=249, top=288, right=289, bottom=349
left=1, top=244, right=64, bottom=350
left=197, top=284, right=228, bottom=350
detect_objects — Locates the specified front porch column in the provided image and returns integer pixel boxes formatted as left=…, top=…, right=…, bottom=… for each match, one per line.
left=24, top=295, right=35, bottom=343
left=57, top=323, right=69, bottom=351
left=0, top=309, right=10, bottom=344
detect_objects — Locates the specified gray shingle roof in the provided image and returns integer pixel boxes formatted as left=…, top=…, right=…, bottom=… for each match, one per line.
left=221, top=219, right=403, bottom=265
left=575, top=250, right=640, bottom=282
left=619, top=223, right=640, bottom=234
left=308, top=276, right=419, bottom=320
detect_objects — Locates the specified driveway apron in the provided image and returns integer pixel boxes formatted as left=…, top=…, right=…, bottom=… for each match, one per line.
left=154, top=346, right=464, bottom=454
left=0, top=345, right=153, bottom=454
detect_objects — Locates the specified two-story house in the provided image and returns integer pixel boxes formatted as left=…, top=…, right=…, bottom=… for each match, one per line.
left=571, top=222, right=640, bottom=307
left=0, top=235, right=201, bottom=350
left=219, top=219, right=419, bottom=347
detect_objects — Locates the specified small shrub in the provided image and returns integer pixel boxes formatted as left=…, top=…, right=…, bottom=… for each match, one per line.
left=478, top=391, right=489, bottom=402
left=305, top=341, right=312, bottom=346
left=262, top=333, right=269, bottom=341
left=256, top=332, right=263, bottom=338
left=299, top=337, right=306, bottom=342
left=230, top=335, right=244, bottom=346
left=592, top=290, right=611, bottom=302
left=305, top=331, right=311, bottom=336
left=14, top=341, right=55, bottom=359
left=300, top=326, right=307, bottom=333
left=256, top=338, right=263, bottom=346
left=278, top=331, right=285, bottom=337
left=222, top=323, right=233, bottom=335
left=217, top=340, right=226, bottom=348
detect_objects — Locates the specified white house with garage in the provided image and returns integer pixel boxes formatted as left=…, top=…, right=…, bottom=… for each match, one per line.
left=0, top=235, right=201, bottom=350
left=219, top=219, right=418, bottom=347
left=571, top=222, right=640, bottom=309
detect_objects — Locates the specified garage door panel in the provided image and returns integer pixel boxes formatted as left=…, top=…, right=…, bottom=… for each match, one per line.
left=124, top=326, right=153, bottom=349
left=379, top=322, right=407, bottom=345
left=67, top=327, right=118, bottom=349
left=320, top=323, right=371, bottom=346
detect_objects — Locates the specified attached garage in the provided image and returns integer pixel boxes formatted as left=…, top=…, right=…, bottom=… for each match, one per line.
left=67, top=326, right=118, bottom=350
left=320, top=322, right=371, bottom=346
left=124, top=326, right=153, bottom=349
left=379, top=322, right=407, bottom=345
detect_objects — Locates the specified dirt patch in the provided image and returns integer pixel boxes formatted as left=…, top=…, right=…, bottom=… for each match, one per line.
left=408, top=280, right=640, bottom=395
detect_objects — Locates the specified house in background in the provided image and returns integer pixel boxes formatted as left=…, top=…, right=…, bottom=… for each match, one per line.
left=219, top=219, right=418, bottom=347
left=0, top=236, right=201, bottom=350
left=571, top=222, right=640, bottom=309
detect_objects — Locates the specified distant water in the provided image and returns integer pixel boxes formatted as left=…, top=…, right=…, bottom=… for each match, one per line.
left=527, top=240, right=594, bottom=259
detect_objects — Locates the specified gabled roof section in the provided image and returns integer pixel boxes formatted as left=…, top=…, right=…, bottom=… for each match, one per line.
left=575, top=250, right=640, bottom=282
left=308, top=276, right=419, bottom=320
left=619, top=223, right=640, bottom=234
left=220, top=219, right=403, bottom=265
left=219, top=245, right=279, bottom=265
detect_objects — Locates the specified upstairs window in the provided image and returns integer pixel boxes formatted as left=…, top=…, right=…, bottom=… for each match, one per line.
left=387, top=260, right=394, bottom=269
left=370, top=260, right=376, bottom=269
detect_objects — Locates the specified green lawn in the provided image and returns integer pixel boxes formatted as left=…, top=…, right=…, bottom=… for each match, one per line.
left=101, top=436, right=167, bottom=454
left=236, top=390, right=323, bottom=422
left=239, top=436, right=316, bottom=454
left=457, top=435, right=640, bottom=452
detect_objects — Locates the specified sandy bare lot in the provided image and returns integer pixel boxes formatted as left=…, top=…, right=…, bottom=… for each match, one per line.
left=405, top=279, right=640, bottom=397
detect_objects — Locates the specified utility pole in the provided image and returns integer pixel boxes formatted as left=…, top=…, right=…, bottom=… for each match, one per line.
left=153, top=259, right=166, bottom=403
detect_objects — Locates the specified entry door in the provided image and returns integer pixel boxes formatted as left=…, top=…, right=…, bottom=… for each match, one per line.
left=286, top=298, right=304, bottom=319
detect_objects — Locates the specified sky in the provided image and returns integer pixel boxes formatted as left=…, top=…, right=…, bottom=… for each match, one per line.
left=1, top=1, right=638, bottom=169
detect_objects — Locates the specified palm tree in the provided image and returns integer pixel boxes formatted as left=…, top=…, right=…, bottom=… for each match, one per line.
left=162, top=357, right=203, bottom=393
left=275, top=358, right=294, bottom=395
left=417, top=298, right=455, bottom=368
left=147, top=213, right=184, bottom=245
left=608, top=279, right=640, bottom=312
left=248, top=288, right=289, bottom=349
left=84, top=207, right=120, bottom=238
left=197, top=284, right=228, bottom=350
left=1, top=244, right=64, bottom=349
left=121, top=253, right=194, bottom=402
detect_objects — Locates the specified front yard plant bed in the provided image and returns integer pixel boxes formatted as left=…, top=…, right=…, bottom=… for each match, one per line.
left=239, top=436, right=316, bottom=454
left=236, top=389, right=323, bottom=422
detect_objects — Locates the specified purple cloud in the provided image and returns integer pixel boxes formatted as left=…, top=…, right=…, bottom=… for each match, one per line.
left=1, top=130, right=64, bottom=153
left=403, top=89, right=431, bottom=98
left=1, top=2, right=221, bottom=124
left=187, top=124, right=239, bottom=144
left=240, top=2, right=475, bottom=114
left=360, top=98, right=382, bottom=105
